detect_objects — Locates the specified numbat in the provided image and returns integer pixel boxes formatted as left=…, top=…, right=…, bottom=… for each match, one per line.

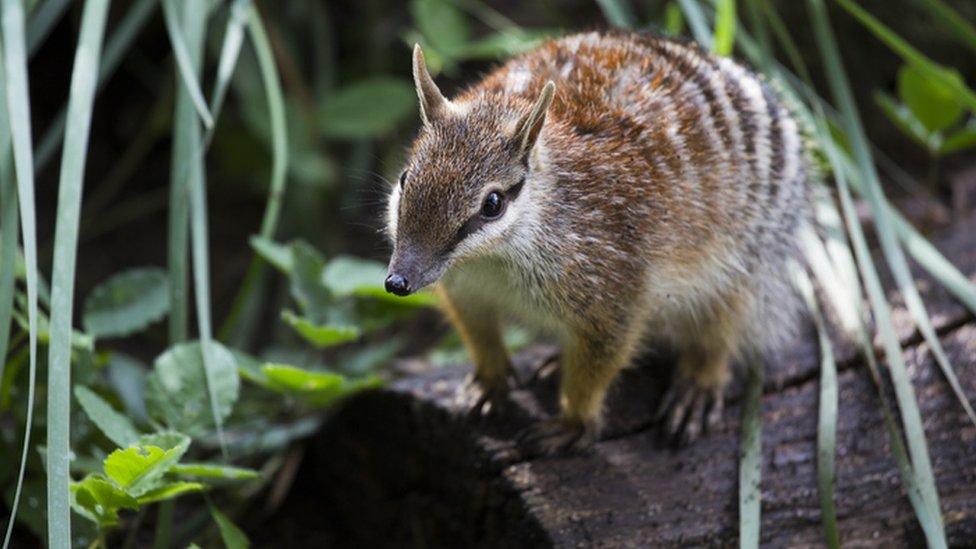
left=384, top=32, right=811, bottom=454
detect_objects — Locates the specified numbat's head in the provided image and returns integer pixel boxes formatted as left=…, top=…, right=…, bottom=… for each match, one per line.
left=384, top=45, right=555, bottom=296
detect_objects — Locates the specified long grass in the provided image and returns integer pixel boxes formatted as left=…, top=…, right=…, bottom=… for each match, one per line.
left=42, top=2, right=111, bottom=547
left=1, top=0, right=40, bottom=545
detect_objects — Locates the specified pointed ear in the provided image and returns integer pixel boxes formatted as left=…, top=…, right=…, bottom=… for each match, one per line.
left=512, top=81, right=555, bottom=160
left=412, top=44, right=449, bottom=125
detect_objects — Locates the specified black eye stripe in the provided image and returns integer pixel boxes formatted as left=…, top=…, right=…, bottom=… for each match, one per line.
left=398, top=170, right=408, bottom=187
left=442, top=176, right=527, bottom=255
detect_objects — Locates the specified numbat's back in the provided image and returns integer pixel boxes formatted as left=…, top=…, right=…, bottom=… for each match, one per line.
left=385, top=32, right=812, bottom=454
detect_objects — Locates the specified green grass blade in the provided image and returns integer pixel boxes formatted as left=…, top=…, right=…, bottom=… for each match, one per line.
left=216, top=6, right=289, bottom=344
left=833, top=0, right=976, bottom=114
left=0, top=0, right=40, bottom=545
left=793, top=266, right=839, bottom=548
left=248, top=7, right=288, bottom=240
left=817, top=1, right=976, bottom=426
left=34, top=0, right=157, bottom=172
left=0, top=111, right=14, bottom=382
left=807, top=0, right=946, bottom=542
left=739, top=358, right=762, bottom=549
left=42, top=0, right=111, bottom=545
left=712, top=0, right=736, bottom=55
left=160, top=0, right=213, bottom=129
left=917, top=0, right=976, bottom=56
left=27, top=0, right=71, bottom=56
left=677, top=0, right=712, bottom=47
left=595, top=0, right=636, bottom=28
left=207, top=0, right=250, bottom=144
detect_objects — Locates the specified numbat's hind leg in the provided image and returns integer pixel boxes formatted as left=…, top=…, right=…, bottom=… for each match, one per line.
left=656, top=345, right=731, bottom=446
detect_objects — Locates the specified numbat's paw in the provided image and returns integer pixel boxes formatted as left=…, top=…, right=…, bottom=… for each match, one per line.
left=655, top=378, right=725, bottom=446
left=461, top=372, right=517, bottom=422
left=517, top=417, right=597, bottom=456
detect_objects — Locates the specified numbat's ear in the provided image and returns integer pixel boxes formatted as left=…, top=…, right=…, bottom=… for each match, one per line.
left=512, top=81, right=555, bottom=161
left=412, top=44, right=449, bottom=126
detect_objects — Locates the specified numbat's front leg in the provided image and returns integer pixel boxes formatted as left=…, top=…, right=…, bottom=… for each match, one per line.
left=519, top=326, right=638, bottom=455
left=438, top=285, right=516, bottom=419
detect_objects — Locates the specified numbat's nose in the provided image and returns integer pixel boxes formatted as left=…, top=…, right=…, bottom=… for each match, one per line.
left=385, top=273, right=411, bottom=296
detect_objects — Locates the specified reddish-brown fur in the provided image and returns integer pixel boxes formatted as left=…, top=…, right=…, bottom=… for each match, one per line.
left=386, top=32, right=810, bottom=453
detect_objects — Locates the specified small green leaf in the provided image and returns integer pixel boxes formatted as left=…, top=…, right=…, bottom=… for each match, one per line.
left=249, top=235, right=292, bottom=274
left=260, top=363, right=381, bottom=407
left=323, top=255, right=438, bottom=307
left=103, top=434, right=189, bottom=497
left=70, top=474, right=138, bottom=528
left=411, top=0, right=469, bottom=58
left=897, top=64, right=965, bottom=133
left=211, top=505, right=250, bottom=549
left=939, top=123, right=976, bottom=155
left=317, top=78, right=416, bottom=139
left=135, top=481, right=204, bottom=505
left=171, top=463, right=260, bottom=481
left=147, top=342, right=240, bottom=437
left=456, top=30, right=549, bottom=60
left=281, top=310, right=361, bottom=348
left=82, top=267, right=170, bottom=338
left=74, top=386, right=141, bottom=448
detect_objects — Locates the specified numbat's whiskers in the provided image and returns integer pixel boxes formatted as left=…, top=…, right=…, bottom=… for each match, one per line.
left=384, top=32, right=811, bottom=455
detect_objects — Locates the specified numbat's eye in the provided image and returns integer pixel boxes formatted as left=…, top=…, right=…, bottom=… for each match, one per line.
left=398, top=170, right=408, bottom=188
left=481, top=191, right=504, bottom=219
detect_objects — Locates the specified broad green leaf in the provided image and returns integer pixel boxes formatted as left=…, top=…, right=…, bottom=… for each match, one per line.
left=249, top=235, right=292, bottom=273
left=323, top=255, right=438, bottom=307
left=82, top=267, right=170, bottom=338
left=281, top=310, right=360, bottom=348
left=317, top=78, right=415, bottom=139
left=873, top=91, right=932, bottom=150
left=135, top=481, right=204, bottom=505
left=897, top=64, right=964, bottom=134
left=211, top=506, right=250, bottom=549
left=103, top=434, right=189, bottom=497
left=260, top=363, right=380, bottom=407
left=70, top=474, right=137, bottom=528
left=171, top=463, right=259, bottom=481
left=74, top=386, right=141, bottom=448
left=147, top=342, right=240, bottom=437
left=411, top=0, right=469, bottom=57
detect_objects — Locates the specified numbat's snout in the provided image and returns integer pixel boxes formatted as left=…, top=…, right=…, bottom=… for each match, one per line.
left=385, top=32, right=811, bottom=454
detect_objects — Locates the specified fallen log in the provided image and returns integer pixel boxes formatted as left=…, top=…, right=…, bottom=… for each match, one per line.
left=259, top=217, right=976, bottom=547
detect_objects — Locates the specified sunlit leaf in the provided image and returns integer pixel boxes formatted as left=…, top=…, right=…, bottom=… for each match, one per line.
left=897, top=64, right=964, bottom=133
left=939, top=123, right=976, bottom=155
left=281, top=310, right=360, bottom=348
left=249, top=235, right=292, bottom=273
left=260, top=362, right=381, bottom=407
left=171, top=463, right=259, bottom=481
left=323, top=255, right=438, bottom=307
left=135, top=481, right=204, bottom=505
left=70, top=474, right=137, bottom=528
left=103, top=434, right=189, bottom=497
left=82, top=267, right=170, bottom=338
left=874, top=91, right=932, bottom=150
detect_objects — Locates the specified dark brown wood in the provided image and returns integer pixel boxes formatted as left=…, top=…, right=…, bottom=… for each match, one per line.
left=262, top=219, right=976, bottom=548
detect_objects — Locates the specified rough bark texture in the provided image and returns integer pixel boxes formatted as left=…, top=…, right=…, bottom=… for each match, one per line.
left=262, top=217, right=976, bottom=548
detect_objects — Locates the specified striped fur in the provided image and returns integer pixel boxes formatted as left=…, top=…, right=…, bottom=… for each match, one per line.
left=387, top=32, right=812, bottom=450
